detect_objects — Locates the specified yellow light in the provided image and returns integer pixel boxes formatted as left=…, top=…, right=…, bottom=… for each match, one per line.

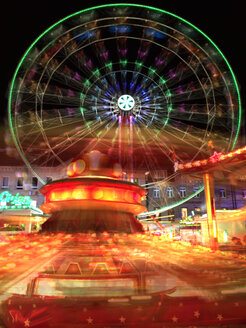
left=67, top=162, right=75, bottom=176
left=72, top=188, right=88, bottom=200
left=103, top=188, right=115, bottom=201
left=92, top=188, right=103, bottom=199
left=212, top=220, right=217, bottom=238
left=74, top=159, right=86, bottom=174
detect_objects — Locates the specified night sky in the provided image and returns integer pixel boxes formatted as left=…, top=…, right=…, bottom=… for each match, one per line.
left=1, top=1, right=245, bottom=133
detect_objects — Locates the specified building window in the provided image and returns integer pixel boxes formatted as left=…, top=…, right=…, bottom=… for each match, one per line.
left=193, top=187, right=200, bottom=198
left=16, top=177, right=24, bottom=189
left=180, top=187, right=186, bottom=198
left=2, top=177, right=9, bottom=189
left=32, top=177, right=38, bottom=189
left=167, top=187, right=174, bottom=198
left=153, top=187, right=160, bottom=198
left=46, top=177, right=53, bottom=184
left=219, top=188, right=226, bottom=198
left=181, top=208, right=188, bottom=220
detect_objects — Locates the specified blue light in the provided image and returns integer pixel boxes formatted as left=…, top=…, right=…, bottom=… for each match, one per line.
left=75, top=31, right=95, bottom=40
left=130, top=82, right=135, bottom=90
left=109, top=25, right=131, bottom=34
left=141, top=90, right=146, bottom=95
left=145, top=28, right=166, bottom=39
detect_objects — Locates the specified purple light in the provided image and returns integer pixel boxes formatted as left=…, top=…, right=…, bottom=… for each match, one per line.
left=155, top=57, right=164, bottom=66
left=178, top=104, right=185, bottom=112
left=168, top=68, right=176, bottom=78
left=67, top=108, right=74, bottom=116
left=138, top=50, right=147, bottom=59
left=67, top=89, right=75, bottom=97
left=176, top=86, right=184, bottom=94
left=100, top=51, right=109, bottom=60
left=72, top=72, right=81, bottom=81
left=118, top=48, right=128, bottom=56
left=84, top=59, right=93, bottom=68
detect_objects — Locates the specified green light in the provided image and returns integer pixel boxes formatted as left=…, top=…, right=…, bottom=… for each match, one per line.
left=80, top=107, right=86, bottom=114
left=165, top=90, right=172, bottom=97
left=159, top=77, right=166, bottom=84
left=148, top=67, right=156, bottom=75
left=8, top=3, right=241, bottom=185
left=84, top=79, right=91, bottom=87
left=105, top=62, right=113, bottom=70
left=93, top=68, right=100, bottom=77
left=135, top=61, right=143, bottom=68
left=167, top=105, right=173, bottom=112
left=120, top=59, right=128, bottom=67
left=86, top=121, right=92, bottom=128
left=0, top=191, right=33, bottom=209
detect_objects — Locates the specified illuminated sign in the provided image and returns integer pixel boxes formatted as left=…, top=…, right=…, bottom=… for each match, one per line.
left=0, top=191, right=33, bottom=210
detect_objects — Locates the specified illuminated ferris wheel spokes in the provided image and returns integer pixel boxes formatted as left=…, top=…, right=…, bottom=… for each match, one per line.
left=10, top=4, right=240, bottom=211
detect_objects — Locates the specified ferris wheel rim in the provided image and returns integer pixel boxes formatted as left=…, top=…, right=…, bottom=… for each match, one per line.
left=8, top=2, right=241, bottom=221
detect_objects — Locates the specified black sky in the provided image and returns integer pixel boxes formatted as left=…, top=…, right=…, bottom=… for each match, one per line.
left=1, top=1, right=245, bottom=129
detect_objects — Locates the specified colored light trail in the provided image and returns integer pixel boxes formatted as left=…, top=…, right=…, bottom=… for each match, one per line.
left=0, top=232, right=246, bottom=327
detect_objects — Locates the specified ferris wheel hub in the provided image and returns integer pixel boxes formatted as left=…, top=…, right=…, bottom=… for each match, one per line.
left=117, top=95, right=135, bottom=111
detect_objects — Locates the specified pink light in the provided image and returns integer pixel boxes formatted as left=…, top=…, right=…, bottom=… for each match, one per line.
left=118, top=116, right=122, bottom=171
left=130, top=116, right=134, bottom=181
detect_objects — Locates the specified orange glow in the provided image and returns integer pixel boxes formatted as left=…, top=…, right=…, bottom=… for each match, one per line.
left=212, top=220, right=217, bottom=238
left=74, top=159, right=85, bottom=174
left=61, top=191, right=72, bottom=200
left=103, top=188, right=115, bottom=201
left=42, top=178, right=146, bottom=208
left=113, top=163, right=122, bottom=178
left=67, top=163, right=75, bottom=177
left=72, top=187, right=89, bottom=200
left=125, top=190, right=134, bottom=203
left=92, top=188, right=104, bottom=200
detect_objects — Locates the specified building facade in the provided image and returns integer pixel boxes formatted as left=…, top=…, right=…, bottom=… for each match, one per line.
left=1, top=165, right=246, bottom=220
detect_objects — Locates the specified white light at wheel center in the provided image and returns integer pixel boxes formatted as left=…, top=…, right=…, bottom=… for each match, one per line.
left=118, top=95, right=135, bottom=111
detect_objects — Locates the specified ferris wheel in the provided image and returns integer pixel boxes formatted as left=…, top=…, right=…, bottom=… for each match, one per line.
left=9, top=4, right=241, bottom=213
